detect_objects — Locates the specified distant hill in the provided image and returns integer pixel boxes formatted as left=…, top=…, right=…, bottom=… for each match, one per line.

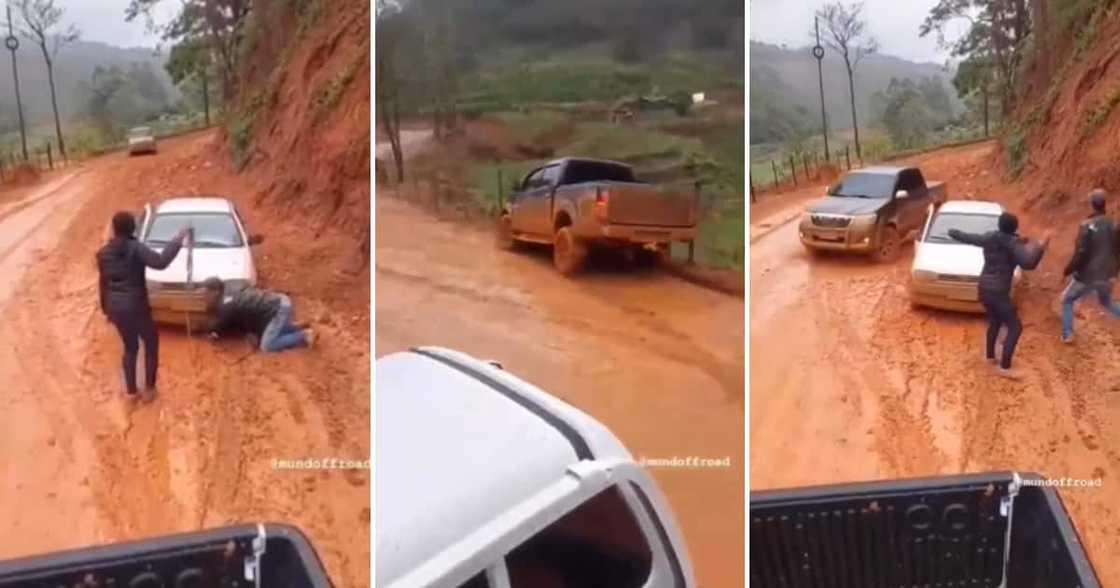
left=0, top=38, right=176, bottom=126
left=750, top=40, right=962, bottom=144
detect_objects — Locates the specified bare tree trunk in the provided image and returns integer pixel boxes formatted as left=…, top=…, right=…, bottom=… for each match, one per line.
left=983, top=84, right=990, bottom=137
left=202, top=73, right=211, bottom=125
left=844, top=58, right=862, bottom=160
left=42, top=53, right=65, bottom=159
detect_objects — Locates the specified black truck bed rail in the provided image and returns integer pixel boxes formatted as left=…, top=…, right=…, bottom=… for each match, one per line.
left=750, top=472, right=1099, bottom=588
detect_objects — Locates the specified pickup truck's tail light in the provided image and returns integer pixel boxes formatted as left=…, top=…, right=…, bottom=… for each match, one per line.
left=594, top=188, right=610, bottom=221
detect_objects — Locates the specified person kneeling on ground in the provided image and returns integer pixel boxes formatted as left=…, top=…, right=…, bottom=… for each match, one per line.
left=948, top=212, right=1051, bottom=379
left=201, top=278, right=316, bottom=352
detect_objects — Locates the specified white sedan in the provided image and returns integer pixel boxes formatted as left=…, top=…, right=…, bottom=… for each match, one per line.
left=138, top=197, right=262, bottom=326
left=909, top=200, right=1021, bottom=313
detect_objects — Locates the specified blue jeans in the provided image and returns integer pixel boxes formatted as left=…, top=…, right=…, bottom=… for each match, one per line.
left=259, top=294, right=308, bottom=352
left=1061, top=278, right=1120, bottom=338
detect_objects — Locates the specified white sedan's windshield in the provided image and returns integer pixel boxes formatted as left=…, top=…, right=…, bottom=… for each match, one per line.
left=130, top=127, right=152, bottom=137
left=145, top=212, right=242, bottom=248
left=924, top=212, right=1000, bottom=244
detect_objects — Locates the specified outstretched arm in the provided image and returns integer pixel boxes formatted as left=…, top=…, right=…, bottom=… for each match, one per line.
left=135, top=230, right=187, bottom=270
left=948, top=229, right=986, bottom=246
left=1013, top=237, right=1047, bottom=270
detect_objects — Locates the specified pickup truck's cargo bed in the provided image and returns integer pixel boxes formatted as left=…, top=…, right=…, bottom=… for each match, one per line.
left=601, top=182, right=694, bottom=227
left=750, top=472, right=1099, bottom=588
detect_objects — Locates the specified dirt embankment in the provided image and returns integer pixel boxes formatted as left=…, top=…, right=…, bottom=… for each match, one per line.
left=232, top=0, right=371, bottom=251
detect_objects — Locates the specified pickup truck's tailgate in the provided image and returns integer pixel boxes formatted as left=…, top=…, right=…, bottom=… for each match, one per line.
left=604, top=183, right=695, bottom=227
left=749, top=472, right=1100, bottom=588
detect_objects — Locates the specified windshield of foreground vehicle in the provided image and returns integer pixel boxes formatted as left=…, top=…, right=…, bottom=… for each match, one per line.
left=924, top=212, right=1000, bottom=243
left=827, top=173, right=897, bottom=199
left=145, top=213, right=243, bottom=248
left=130, top=127, right=152, bottom=138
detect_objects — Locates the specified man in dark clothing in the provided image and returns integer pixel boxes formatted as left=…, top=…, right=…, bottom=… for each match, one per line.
left=97, top=211, right=189, bottom=400
left=949, top=212, right=1051, bottom=378
left=201, top=278, right=316, bottom=352
left=1059, top=190, right=1120, bottom=342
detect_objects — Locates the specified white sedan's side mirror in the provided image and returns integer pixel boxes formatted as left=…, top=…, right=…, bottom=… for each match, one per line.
left=895, top=189, right=910, bottom=199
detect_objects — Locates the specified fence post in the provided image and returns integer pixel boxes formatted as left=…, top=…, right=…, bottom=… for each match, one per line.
left=789, top=155, right=797, bottom=186
left=845, top=145, right=851, bottom=170
left=803, top=153, right=810, bottom=179
left=771, top=160, right=780, bottom=190
left=46, top=142, right=52, bottom=170
left=497, top=168, right=504, bottom=214
left=749, top=174, right=757, bottom=202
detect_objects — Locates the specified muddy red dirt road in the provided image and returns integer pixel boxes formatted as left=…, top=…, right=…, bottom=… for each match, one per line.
left=751, top=141, right=1120, bottom=581
left=376, top=186, right=746, bottom=585
left=0, top=132, right=369, bottom=586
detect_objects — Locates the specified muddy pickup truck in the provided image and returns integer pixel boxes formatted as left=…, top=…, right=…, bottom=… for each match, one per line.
left=799, top=165, right=947, bottom=262
left=496, top=157, right=697, bottom=275
left=751, top=472, right=1100, bottom=587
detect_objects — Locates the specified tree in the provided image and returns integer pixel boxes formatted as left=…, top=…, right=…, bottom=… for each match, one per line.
left=921, top=0, right=1031, bottom=112
left=125, top=0, right=251, bottom=100
left=376, top=0, right=407, bottom=182
left=12, top=0, right=79, bottom=159
left=878, top=78, right=935, bottom=149
left=953, top=55, right=996, bottom=135
left=165, top=38, right=214, bottom=124
left=816, top=1, right=878, bottom=160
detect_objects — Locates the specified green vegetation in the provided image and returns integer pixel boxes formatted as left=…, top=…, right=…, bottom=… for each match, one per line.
left=294, top=0, right=323, bottom=37
left=1080, top=89, right=1120, bottom=139
left=1005, top=127, right=1028, bottom=178
left=313, top=58, right=361, bottom=122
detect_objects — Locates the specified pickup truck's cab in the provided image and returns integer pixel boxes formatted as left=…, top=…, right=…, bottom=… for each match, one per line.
left=376, top=347, right=695, bottom=588
left=497, top=158, right=697, bottom=275
left=751, top=472, right=1100, bottom=587
left=799, top=166, right=947, bottom=262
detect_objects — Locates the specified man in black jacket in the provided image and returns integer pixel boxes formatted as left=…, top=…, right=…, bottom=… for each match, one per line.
left=97, top=211, right=189, bottom=400
left=1059, top=190, right=1120, bottom=342
left=201, top=278, right=316, bottom=352
left=949, top=212, right=1051, bottom=378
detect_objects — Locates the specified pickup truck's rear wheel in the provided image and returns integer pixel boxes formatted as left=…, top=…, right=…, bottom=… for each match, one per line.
left=553, top=227, right=587, bottom=275
left=872, top=226, right=900, bottom=263
left=495, top=214, right=516, bottom=250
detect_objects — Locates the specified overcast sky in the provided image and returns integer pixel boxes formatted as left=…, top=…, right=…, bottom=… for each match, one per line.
left=750, top=0, right=970, bottom=64
left=52, top=0, right=178, bottom=48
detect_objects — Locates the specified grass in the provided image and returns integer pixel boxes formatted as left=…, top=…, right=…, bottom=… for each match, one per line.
left=313, top=58, right=361, bottom=122
left=459, top=57, right=737, bottom=114
left=564, top=123, right=700, bottom=162
left=492, top=111, right=568, bottom=142
left=1005, top=127, right=1028, bottom=178
left=1080, top=89, right=1120, bottom=139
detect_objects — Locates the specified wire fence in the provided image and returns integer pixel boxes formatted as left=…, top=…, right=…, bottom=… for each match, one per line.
left=748, top=144, right=859, bottom=202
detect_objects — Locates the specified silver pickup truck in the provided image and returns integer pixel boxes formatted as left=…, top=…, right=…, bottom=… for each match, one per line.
left=496, top=158, right=698, bottom=275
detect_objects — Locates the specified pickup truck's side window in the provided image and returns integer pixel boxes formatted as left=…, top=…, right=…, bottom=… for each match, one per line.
left=522, top=168, right=545, bottom=190
left=540, top=165, right=561, bottom=187
left=506, top=486, right=653, bottom=588
left=899, top=169, right=926, bottom=196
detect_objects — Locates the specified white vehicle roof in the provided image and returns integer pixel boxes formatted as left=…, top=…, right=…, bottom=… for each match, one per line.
left=937, top=200, right=1003, bottom=215
left=375, top=347, right=632, bottom=584
left=155, top=197, right=234, bottom=214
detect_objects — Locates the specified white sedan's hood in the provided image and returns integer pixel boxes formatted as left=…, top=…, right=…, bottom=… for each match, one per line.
left=146, top=246, right=254, bottom=284
left=912, top=242, right=985, bottom=276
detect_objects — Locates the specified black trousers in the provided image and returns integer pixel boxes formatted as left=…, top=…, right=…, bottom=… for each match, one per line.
left=979, top=289, right=1022, bottom=370
left=108, top=308, right=159, bottom=395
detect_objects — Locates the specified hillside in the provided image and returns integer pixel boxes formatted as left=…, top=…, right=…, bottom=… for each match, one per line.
left=227, top=1, right=370, bottom=253
left=997, top=2, right=1120, bottom=222
left=750, top=40, right=962, bottom=143
left=0, top=39, right=175, bottom=125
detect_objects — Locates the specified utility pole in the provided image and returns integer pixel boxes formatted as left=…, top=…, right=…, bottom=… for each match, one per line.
left=5, top=5, right=27, bottom=162
left=813, top=17, right=830, bottom=161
